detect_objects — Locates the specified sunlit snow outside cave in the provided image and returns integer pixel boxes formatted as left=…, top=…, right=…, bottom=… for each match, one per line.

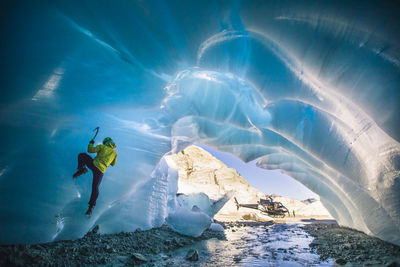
left=0, top=0, right=399, bottom=246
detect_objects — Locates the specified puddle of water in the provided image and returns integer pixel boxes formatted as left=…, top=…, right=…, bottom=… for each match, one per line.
left=155, top=223, right=333, bottom=266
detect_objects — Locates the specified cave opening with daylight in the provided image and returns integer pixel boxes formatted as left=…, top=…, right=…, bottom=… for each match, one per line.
left=188, top=143, right=321, bottom=202
left=169, top=143, right=332, bottom=222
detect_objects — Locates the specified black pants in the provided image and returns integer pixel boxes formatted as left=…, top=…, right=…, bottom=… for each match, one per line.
left=78, top=153, right=104, bottom=207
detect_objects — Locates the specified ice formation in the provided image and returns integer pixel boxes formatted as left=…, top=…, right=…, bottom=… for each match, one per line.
left=0, top=1, right=399, bottom=245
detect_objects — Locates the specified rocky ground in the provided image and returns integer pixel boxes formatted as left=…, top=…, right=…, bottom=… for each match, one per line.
left=158, top=220, right=333, bottom=266
left=0, top=224, right=225, bottom=266
left=2, top=221, right=400, bottom=266
left=302, top=223, right=400, bottom=266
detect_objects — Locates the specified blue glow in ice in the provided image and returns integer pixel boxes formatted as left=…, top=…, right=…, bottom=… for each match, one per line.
left=0, top=0, right=399, bottom=245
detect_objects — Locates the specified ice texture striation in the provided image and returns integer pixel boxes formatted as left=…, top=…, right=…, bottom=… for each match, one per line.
left=0, top=0, right=399, bottom=245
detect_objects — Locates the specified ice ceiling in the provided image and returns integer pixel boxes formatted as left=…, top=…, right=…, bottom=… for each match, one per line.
left=0, top=0, right=399, bottom=245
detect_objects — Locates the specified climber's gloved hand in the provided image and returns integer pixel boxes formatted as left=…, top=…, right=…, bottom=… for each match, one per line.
left=89, top=140, right=95, bottom=144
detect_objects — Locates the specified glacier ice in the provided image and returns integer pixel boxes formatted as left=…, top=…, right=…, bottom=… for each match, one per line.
left=0, top=0, right=399, bottom=245
left=209, top=223, right=225, bottom=232
left=166, top=208, right=212, bottom=238
left=166, top=189, right=232, bottom=237
left=176, top=192, right=233, bottom=218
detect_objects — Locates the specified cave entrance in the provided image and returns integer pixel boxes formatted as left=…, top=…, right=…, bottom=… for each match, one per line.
left=170, top=143, right=332, bottom=222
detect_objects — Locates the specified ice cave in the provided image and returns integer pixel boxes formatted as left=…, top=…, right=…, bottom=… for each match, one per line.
left=0, top=0, right=399, bottom=247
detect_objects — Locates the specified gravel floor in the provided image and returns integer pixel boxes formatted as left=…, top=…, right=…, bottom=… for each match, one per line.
left=2, top=221, right=400, bottom=266
left=0, top=224, right=225, bottom=266
left=302, top=223, right=400, bottom=266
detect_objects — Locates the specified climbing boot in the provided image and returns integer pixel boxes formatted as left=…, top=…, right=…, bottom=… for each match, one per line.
left=73, top=168, right=88, bottom=178
left=85, top=205, right=94, bottom=216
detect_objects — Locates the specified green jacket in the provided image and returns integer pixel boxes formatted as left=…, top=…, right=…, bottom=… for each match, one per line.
left=87, top=142, right=118, bottom=173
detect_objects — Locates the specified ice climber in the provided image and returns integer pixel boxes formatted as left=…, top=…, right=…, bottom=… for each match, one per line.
left=73, top=137, right=118, bottom=215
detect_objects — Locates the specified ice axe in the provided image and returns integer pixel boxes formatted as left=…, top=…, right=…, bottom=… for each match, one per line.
left=91, top=127, right=100, bottom=142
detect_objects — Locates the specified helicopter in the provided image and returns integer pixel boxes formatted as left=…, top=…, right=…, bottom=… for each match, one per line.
left=234, top=195, right=290, bottom=218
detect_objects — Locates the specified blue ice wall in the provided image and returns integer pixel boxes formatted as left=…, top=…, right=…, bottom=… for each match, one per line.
left=0, top=0, right=399, bottom=245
